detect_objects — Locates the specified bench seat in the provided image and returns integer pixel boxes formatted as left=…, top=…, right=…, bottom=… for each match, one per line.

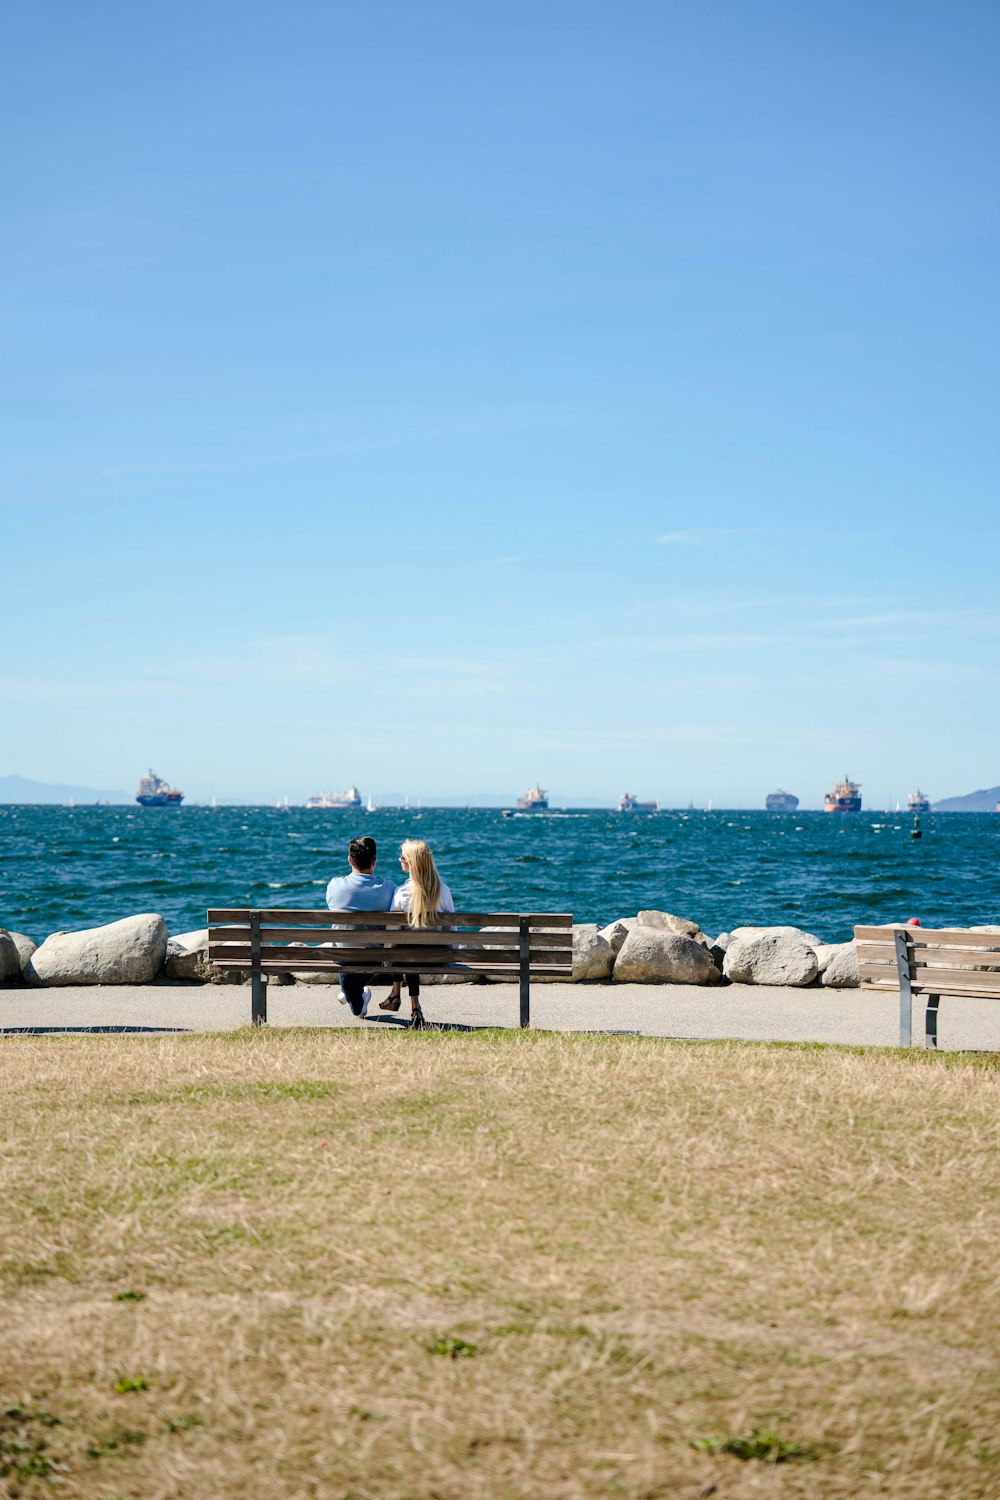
left=207, top=909, right=574, bottom=1026
left=854, top=925, right=1000, bottom=1047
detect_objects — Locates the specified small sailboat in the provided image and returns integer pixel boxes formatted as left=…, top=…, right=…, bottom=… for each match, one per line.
left=366, top=794, right=378, bottom=813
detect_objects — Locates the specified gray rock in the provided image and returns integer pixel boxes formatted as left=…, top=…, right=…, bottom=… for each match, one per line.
left=613, top=927, right=721, bottom=985
left=9, top=932, right=37, bottom=970
left=637, top=909, right=700, bottom=937
left=723, top=932, right=819, bottom=987
left=163, top=929, right=294, bottom=985
left=729, top=924, right=825, bottom=949
left=598, top=918, right=635, bottom=955
left=820, top=941, right=860, bottom=988
left=637, top=910, right=712, bottom=950
left=164, top=929, right=214, bottom=981
left=24, top=913, right=168, bottom=987
left=568, top=924, right=615, bottom=981
left=0, top=929, right=21, bottom=982
left=811, top=943, right=836, bottom=976
left=708, top=932, right=731, bottom=973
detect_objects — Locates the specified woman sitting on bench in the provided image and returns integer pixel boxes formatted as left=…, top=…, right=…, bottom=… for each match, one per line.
left=380, top=839, right=455, bottom=1029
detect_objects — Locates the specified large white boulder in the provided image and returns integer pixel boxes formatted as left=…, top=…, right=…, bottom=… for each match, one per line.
left=820, top=941, right=860, bottom=988
left=24, top=913, right=168, bottom=987
left=9, top=932, right=37, bottom=971
left=613, top=928, right=721, bottom=984
left=0, top=929, right=21, bottom=982
left=723, top=931, right=819, bottom=987
left=598, top=918, right=635, bottom=955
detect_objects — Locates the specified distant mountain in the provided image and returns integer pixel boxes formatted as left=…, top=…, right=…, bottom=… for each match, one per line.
left=933, top=786, right=1000, bottom=813
left=0, top=774, right=130, bottom=804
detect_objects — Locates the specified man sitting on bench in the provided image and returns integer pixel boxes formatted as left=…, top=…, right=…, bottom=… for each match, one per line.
left=325, top=835, right=397, bottom=1019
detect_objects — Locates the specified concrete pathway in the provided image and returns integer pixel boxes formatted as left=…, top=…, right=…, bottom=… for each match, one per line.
left=3, top=979, right=999, bottom=1050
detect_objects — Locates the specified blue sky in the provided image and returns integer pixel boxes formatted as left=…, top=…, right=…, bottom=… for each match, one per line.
left=3, top=0, right=998, bottom=807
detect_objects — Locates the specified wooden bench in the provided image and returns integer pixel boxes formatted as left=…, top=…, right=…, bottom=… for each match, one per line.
left=854, top=924, right=1000, bottom=1048
left=207, top=908, right=574, bottom=1027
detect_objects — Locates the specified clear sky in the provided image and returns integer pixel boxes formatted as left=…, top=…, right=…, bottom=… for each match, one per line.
left=3, top=1, right=998, bottom=807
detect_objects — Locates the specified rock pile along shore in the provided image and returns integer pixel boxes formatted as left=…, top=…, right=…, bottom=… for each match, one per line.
left=0, top=910, right=871, bottom=990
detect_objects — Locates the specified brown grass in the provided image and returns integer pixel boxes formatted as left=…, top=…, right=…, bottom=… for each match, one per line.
left=2, top=1029, right=1000, bottom=1498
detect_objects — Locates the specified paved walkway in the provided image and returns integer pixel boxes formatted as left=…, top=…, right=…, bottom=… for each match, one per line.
left=3, top=979, right=999, bottom=1050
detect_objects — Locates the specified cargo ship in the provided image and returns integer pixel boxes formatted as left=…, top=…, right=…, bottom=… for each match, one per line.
left=307, top=786, right=362, bottom=810
left=824, top=775, right=861, bottom=813
left=907, top=789, right=931, bottom=814
left=516, top=783, right=549, bottom=812
left=617, top=793, right=658, bottom=812
left=136, top=769, right=184, bottom=808
left=765, top=789, right=799, bottom=812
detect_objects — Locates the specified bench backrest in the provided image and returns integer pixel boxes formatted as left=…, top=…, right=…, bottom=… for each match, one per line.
left=207, top=909, right=574, bottom=979
left=855, top=925, right=1000, bottom=999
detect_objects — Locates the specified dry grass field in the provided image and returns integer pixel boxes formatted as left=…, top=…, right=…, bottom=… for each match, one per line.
left=2, top=1029, right=1000, bottom=1499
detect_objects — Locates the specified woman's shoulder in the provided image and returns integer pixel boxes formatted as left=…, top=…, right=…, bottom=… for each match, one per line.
left=391, top=880, right=413, bottom=911
left=438, top=880, right=455, bottom=912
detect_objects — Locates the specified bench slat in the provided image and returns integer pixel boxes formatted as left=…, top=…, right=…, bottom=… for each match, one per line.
left=208, top=937, right=569, bottom=958
left=908, top=966, right=1000, bottom=993
left=854, top=945, right=897, bottom=963
left=208, top=909, right=573, bottom=929
left=208, top=944, right=567, bottom=967
left=854, top=925, right=1000, bottom=950
left=859, top=962, right=1000, bottom=992
left=208, top=925, right=572, bottom=950
left=209, top=954, right=569, bottom=978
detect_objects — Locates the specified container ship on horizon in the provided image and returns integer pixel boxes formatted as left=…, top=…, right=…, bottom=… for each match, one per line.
left=765, top=789, right=799, bottom=812
left=516, top=783, right=549, bottom=812
left=617, top=793, right=659, bottom=812
left=136, top=769, right=184, bottom=808
left=824, top=775, right=862, bottom=813
left=307, top=786, right=362, bottom=810
left=908, top=789, right=931, bottom=813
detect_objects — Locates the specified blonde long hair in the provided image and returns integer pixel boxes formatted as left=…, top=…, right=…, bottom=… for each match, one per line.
left=400, top=839, right=442, bottom=927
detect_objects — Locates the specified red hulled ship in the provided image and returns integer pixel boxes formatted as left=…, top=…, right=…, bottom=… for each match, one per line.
left=824, top=775, right=861, bottom=813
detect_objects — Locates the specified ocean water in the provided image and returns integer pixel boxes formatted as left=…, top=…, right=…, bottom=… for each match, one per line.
left=1, top=805, right=997, bottom=946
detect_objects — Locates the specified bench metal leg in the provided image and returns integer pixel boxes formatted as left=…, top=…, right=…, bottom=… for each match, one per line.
left=250, top=913, right=267, bottom=1025
left=924, top=994, right=940, bottom=1050
left=894, top=930, right=913, bottom=1047
left=519, top=915, right=530, bottom=1028
left=251, top=974, right=267, bottom=1026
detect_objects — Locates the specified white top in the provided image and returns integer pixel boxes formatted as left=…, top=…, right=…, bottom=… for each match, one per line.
left=391, top=879, right=455, bottom=915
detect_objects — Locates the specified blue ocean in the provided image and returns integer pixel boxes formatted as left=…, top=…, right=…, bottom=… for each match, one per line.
left=1, top=805, right=997, bottom=946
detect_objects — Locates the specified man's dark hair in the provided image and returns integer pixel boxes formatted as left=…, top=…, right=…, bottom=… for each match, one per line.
left=348, top=835, right=377, bottom=871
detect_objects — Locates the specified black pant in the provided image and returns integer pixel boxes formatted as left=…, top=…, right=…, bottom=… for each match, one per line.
left=404, top=972, right=420, bottom=998
left=339, top=972, right=373, bottom=1016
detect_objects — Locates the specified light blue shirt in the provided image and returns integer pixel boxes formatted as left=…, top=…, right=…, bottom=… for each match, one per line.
left=325, top=869, right=398, bottom=913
